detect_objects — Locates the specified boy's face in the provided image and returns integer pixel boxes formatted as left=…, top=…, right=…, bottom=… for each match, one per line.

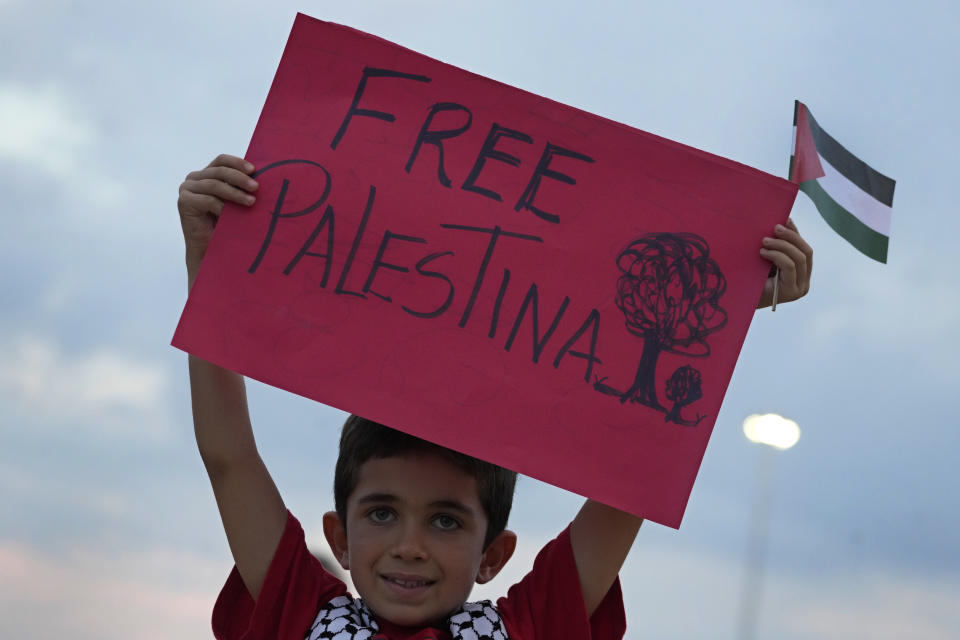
left=324, top=452, right=515, bottom=628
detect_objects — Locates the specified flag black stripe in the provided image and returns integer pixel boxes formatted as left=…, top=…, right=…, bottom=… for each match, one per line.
left=805, top=108, right=896, bottom=207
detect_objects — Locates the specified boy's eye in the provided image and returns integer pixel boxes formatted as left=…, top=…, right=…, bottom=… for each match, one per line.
left=368, top=508, right=395, bottom=524
left=432, top=514, right=460, bottom=531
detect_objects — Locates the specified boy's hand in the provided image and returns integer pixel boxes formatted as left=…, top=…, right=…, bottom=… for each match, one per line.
left=757, top=218, right=813, bottom=309
left=178, top=154, right=259, bottom=276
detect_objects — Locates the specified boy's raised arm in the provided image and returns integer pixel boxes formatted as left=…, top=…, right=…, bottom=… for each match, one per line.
left=569, top=500, right=643, bottom=617
left=179, top=155, right=287, bottom=599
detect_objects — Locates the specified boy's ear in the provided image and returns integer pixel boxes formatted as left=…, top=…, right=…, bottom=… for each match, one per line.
left=475, top=529, right=517, bottom=585
left=322, top=511, right=350, bottom=571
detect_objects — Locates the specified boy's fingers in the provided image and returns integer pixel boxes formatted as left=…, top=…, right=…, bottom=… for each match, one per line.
left=762, top=237, right=807, bottom=273
left=192, top=166, right=259, bottom=191
left=208, top=153, right=255, bottom=174
left=771, top=224, right=804, bottom=248
left=760, top=249, right=799, bottom=296
left=183, top=178, right=256, bottom=206
left=778, top=224, right=813, bottom=261
left=777, top=220, right=813, bottom=279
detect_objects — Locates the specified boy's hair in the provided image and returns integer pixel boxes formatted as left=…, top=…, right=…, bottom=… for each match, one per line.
left=334, top=415, right=517, bottom=548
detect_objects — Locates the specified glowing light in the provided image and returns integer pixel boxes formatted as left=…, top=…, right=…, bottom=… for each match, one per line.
left=742, top=413, right=801, bottom=450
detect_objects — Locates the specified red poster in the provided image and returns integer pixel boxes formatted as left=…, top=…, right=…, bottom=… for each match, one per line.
left=173, top=14, right=798, bottom=527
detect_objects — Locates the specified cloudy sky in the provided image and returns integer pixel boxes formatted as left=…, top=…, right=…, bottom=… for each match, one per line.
left=1, top=1, right=957, bottom=638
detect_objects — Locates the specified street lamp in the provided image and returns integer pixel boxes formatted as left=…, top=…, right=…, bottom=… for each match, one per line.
left=736, top=413, right=800, bottom=640
left=743, top=413, right=801, bottom=450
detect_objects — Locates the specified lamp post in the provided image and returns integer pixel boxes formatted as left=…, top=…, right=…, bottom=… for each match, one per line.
left=735, top=413, right=800, bottom=640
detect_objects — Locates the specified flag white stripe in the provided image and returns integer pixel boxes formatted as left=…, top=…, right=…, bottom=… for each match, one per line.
left=816, top=152, right=892, bottom=236
left=791, top=125, right=797, bottom=156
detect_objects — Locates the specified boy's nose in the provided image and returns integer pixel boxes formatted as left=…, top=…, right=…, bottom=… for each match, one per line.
left=390, top=525, right=430, bottom=561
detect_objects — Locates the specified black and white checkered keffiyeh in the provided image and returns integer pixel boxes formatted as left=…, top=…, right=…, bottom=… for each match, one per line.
left=305, top=595, right=509, bottom=640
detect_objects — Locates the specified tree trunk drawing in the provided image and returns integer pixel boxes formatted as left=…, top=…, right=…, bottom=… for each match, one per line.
left=622, top=334, right=664, bottom=410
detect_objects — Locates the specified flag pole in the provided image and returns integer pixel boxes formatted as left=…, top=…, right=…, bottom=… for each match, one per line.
left=771, top=270, right=780, bottom=312
left=772, top=143, right=789, bottom=313
left=773, top=102, right=798, bottom=313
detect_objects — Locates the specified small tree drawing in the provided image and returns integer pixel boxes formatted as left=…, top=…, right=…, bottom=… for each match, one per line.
left=664, top=365, right=705, bottom=426
left=594, top=232, right=727, bottom=419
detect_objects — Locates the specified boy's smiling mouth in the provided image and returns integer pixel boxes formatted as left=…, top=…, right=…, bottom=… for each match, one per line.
left=380, top=572, right=437, bottom=592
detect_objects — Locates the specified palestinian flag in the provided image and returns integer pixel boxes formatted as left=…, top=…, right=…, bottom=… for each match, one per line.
left=790, top=100, right=895, bottom=263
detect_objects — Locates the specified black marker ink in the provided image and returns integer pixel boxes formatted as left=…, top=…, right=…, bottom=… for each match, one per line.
left=248, top=159, right=331, bottom=274
left=331, top=67, right=431, bottom=150
left=439, top=224, right=542, bottom=329
left=402, top=251, right=456, bottom=319
left=284, top=204, right=335, bottom=285
left=504, top=283, right=570, bottom=364
left=595, top=232, right=726, bottom=424
left=405, top=102, right=472, bottom=188
left=515, top=142, right=595, bottom=223
left=362, top=230, right=427, bottom=303
left=334, top=185, right=378, bottom=298
left=461, top=123, right=533, bottom=202
left=553, top=308, right=602, bottom=382
left=488, top=269, right=511, bottom=339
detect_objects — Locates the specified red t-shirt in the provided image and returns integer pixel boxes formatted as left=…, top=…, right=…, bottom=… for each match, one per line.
left=213, top=511, right=625, bottom=640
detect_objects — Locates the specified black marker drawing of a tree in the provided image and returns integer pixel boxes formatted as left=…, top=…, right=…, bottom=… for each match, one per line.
left=664, top=365, right=704, bottom=426
left=595, top=232, right=727, bottom=423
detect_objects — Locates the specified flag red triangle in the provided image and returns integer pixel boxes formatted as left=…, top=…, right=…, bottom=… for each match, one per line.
left=791, top=101, right=826, bottom=184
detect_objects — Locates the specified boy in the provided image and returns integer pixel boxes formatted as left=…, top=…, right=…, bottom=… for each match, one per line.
left=178, top=155, right=812, bottom=639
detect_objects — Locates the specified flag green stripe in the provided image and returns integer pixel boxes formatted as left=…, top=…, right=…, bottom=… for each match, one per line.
left=800, top=179, right=889, bottom=263
left=806, top=110, right=895, bottom=207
